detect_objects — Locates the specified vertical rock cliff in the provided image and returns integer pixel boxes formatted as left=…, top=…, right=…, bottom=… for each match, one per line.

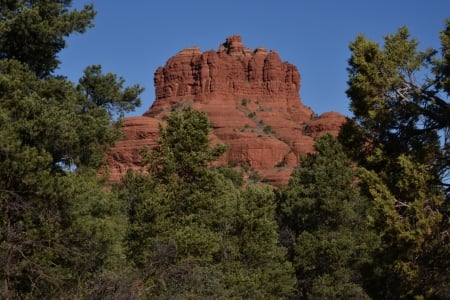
left=106, top=36, right=345, bottom=185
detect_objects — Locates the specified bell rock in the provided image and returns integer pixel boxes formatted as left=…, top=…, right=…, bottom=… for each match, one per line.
left=106, top=36, right=346, bottom=185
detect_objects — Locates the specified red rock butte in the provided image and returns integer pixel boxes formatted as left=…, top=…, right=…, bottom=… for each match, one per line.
left=106, top=36, right=346, bottom=185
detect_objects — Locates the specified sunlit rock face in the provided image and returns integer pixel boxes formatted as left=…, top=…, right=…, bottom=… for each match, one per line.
left=106, top=36, right=346, bottom=185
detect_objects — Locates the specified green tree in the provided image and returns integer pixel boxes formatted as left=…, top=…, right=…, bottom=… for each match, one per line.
left=344, top=22, right=450, bottom=194
left=0, top=0, right=96, bottom=77
left=78, top=64, right=143, bottom=118
left=120, top=108, right=295, bottom=298
left=0, top=1, right=143, bottom=297
left=0, top=127, right=127, bottom=297
left=341, top=23, right=450, bottom=298
left=278, top=134, right=378, bottom=299
left=225, top=184, right=296, bottom=298
left=146, top=107, right=228, bottom=184
left=120, top=108, right=235, bottom=298
left=357, top=161, right=445, bottom=299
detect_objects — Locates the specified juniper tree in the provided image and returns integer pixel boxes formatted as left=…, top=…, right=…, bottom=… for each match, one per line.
left=341, top=22, right=450, bottom=299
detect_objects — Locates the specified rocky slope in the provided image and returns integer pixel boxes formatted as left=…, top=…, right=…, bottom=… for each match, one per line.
left=106, top=36, right=346, bottom=185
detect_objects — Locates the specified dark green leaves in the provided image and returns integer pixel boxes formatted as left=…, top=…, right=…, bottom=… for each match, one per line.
left=0, top=0, right=96, bottom=77
left=0, top=2, right=142, bottom=297
left=119, top=108, right=295, bottom=298
left=146, top=107, right=227, bottom=184
left=343, top=22, right=450, bottom=298
left=279, top=134, right=377, bottom=299
left=78, top=65, right=144, bottom=118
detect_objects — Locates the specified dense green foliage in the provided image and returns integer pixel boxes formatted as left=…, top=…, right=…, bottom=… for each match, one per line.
left=118, top=108, right=295, bottom=298
left=341, top=22, right=450, bottom=299
left=1, top=1, right=449, bottom=298
left=0, top=1, right=142, bottom=298
left=278, top=134, right=379, bottom=299
left=0, top=0, right=96, bottom=78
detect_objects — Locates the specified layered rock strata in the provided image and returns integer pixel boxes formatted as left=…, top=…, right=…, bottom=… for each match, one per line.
left=106, top=36, right=346, bottom=185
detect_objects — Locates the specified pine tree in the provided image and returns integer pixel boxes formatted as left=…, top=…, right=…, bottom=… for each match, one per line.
left=119, top=107, right=295, bottom=298
left=0, top=1, right=143, bottom=297
left=278, top=134, right=378, bottom=299
left=0, top=0, right=96, bottom=77
left=225, top=184, right=296, bottom=298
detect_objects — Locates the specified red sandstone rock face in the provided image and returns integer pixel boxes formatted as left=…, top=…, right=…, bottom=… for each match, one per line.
left=304, top=112, right=347, bottom=139
left=105, top=116, right=160, bottom=182
left=107, top=36, right=346, bottom=185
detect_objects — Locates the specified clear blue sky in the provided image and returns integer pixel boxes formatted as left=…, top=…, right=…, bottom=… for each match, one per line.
left=58, top=1, right=450, bottom=117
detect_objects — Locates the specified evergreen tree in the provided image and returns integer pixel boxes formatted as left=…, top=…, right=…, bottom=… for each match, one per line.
left=357, top=161, right=446, bottom=299
left=225, top=184, right=296, bottom=298
left=341, top=23, right=450, bottom=298
left=0, top=1, right=143, bottom=297
left=78, top=64, right=143, bottom=119
left=145, top=106, right=228, bottom=184
left=278, top=134, right=378, bottom=299
left=0, top=0, right=96, bottom=77
left=119, top=107, right=295, bottom=298
left=343, top=21, right=450, bottom=195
